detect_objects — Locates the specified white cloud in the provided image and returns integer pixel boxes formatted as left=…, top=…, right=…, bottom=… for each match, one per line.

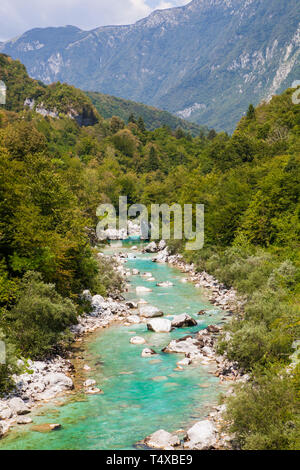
left=0, top=0, right=190, bottom=42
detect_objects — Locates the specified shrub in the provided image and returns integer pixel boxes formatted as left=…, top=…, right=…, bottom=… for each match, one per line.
left=224, top=368, right=300, bottom=450
left=3, top=272, right=77, bottom=359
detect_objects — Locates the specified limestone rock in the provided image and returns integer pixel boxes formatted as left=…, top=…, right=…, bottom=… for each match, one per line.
left=8, top=397, right=30, bottom=416
left=139, top=305, right=163, bottom=318
left=147, top=318, right=172, bottom=333
left=141, top=348, right=157, bottom=358
left=144, top=429, right=180, bottom=449
left=17, top=416, right=33, bottom=425
left=130, top=336, right=146, bottom=345
left=184, top=420, right=217, bottom=450
left=171, top=314, right=197, bottom=328
left=136, top=286, right=152, bottom=294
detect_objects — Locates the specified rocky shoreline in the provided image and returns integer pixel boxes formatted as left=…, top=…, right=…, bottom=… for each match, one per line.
left=0, top=251, right=137, bottom=439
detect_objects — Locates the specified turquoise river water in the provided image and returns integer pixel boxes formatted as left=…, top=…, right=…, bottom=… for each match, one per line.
left=0, top=240, right=226, bottom=450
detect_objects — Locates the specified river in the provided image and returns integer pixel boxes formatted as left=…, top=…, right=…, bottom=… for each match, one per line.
left=0, top=240, right=226, bottom=450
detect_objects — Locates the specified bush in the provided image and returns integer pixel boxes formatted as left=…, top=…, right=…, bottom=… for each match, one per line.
left=96, top=256, right=125, bottom=296
left=224, top=368, right=300, bottom=450
left=2, top=272, right=77, bottom=359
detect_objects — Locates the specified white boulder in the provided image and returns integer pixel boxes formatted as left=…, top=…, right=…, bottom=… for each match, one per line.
left=127, top=315, right=141, bottom=324
left=144, top=429, right=180, bottom=449
left=147, top=318, right=172, bottom=333
left=171, top=314, right=197, bottom=328
left=184, top=420, right=217, bottom=450
left=145, top=242, right=158, bottom=253
left=158, top=240, right=167, bottom=251
left=84, top=379, right=96, bottom=388
left=139, top=305, right=163, bottom=318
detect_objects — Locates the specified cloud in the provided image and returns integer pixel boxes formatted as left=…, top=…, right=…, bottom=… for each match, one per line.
left=0, top=0, right=190, bottom=42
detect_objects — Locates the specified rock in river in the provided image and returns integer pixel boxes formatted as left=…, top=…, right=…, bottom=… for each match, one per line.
left=171, top=314, right=197, bottom=328
left=136, top=286, right=152, bottom=294
left=156, top=281, right=173, bottom=287
left=0, top=421, right=10, bottom=438
left=184, top=420, right=217, bottom=450
left=130, top=336, right=146, bottom=345
left=139, top=305, right=163, bottom=318
left=143, top=429, right=180, bottom=449
left=8, top=397, right=30, bottom=416
left=17, top=416, right=33, bottom=425
left=141, top=348, right=157, bottom=358
left=147, top=318, right=172, bottom=333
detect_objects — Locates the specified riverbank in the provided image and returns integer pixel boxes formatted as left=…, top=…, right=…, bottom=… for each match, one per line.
left=1, top=241, right=244, bottom=448
left=139, top=241, right=249, bottom=450
left=0, top=251, right=136, bottom=439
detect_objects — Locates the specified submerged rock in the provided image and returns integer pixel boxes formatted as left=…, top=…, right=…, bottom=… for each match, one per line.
left=171, top=314, right=197, bottom=328
left=177, top=358, right=192, bottom=366
left=136, top=286, right=152, bottom=294
left=130, top=336, right=146, bottom=345
left=85, top=388, right=103, bottom=395
left=16, top=416, right=33, bottom=425
left=143, top=429, right=180, bottom=449
left=156, top=281, right=173, bottom=287
left=147, top=318, right=172, bottom=333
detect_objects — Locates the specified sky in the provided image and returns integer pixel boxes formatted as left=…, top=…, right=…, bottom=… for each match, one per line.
left=0, top=0, right=191, bottom=42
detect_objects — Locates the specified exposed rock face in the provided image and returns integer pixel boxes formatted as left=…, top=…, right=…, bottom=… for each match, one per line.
left=184, top=420, right=217, bottom=450
left=139, top=305, right=163, bottom=318
left=143, top=429, right=180, bottom=449
left=171, top=314, right=197, bottom=328
left=147, top=318, right=172, bottom=333
left=4, top=1, right=299, bottom=132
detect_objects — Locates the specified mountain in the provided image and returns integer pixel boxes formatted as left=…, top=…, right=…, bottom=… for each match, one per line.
left=0, top=53, right=204, bottom=133
left=1, top=0, right=299, bottom=132
left=85, top=91, right=206, bottom=134
left=0, top=53, right=99, bottom=126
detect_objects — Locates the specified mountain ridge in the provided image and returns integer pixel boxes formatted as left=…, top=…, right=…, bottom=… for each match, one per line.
left=1, top=0, right=300, bottom=131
